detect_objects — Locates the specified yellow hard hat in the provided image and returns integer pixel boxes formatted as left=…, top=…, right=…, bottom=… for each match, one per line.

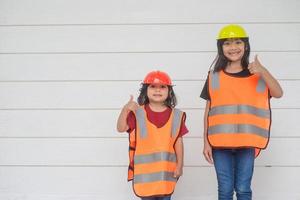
left=217, top=24, right=248, bottom=40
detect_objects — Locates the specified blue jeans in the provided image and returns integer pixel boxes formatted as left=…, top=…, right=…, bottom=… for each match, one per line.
left=212, top=148, right=255, bottom=200
left=141, top=196, right=171, bottom=200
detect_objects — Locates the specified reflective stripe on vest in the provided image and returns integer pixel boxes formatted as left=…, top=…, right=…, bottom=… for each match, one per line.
left=135, top=108, right=148, bottom=139
left=256, top=77, right=266, bottom=92
left=134, top=171, right=177, bottom=184
left=208, top=124, right=269, bottom=138
left=171, top=108, right=182, bottom=138
left=209, top=104, right=270, bottom=119
left=132, top=106, right=183, bottom=197
left=211, top=71, right=220, bottom=90
left=134, top=152, right=176, bottom=164
left=208, top=70, right=270, bottom=155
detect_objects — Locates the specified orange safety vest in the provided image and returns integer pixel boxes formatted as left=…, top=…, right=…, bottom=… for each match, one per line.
left=127, top=106, right=184, bottom=197
left=207, top=70, right=271, bottom=157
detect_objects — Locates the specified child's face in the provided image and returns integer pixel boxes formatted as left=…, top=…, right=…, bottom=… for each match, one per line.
left=222, top=38, right=245, bottom=62
left=147, top=84, right=169, bottom=104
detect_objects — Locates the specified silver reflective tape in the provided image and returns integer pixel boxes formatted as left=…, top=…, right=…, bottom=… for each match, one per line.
left=209, top=105, right=270, bottom=118
left=134, top=171, right=177, bottom=184
left=211, top=72, right=220, bottom=90
left=208, top=124, right=269, bottom=138
left=136, top=108, right=148, bottom=138
left=256, top=77, right=266, bottom=93
left=171, top=109, right=182, bottom=138
left=134, top=152, right=177, bottom=165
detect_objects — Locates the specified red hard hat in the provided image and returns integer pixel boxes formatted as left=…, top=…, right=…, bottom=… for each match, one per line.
left=143, top=70, right=172, bottom=86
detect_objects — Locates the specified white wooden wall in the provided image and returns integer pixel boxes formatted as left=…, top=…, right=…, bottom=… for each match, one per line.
left=0, top=0, right=299, bottom=199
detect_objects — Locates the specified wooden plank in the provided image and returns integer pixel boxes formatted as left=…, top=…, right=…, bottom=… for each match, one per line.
left=0, top=0, right=299, bottom=25
left=0, top=80, right=297, bottom=109
left=0, top=24, right=299, bottom=53
left=0, top=109, right=297, bottom=138
left=0, top=138, right=299, bottom=166
left=0, top=166, right=299, bottom=200
left=0, top=52, right=298, bottom=81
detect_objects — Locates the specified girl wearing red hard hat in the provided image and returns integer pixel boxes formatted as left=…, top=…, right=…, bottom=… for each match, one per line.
left=117, top=70, right=188, bottom=200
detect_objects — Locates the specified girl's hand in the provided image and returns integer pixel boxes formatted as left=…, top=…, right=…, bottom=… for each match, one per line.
left=248, top=55, right=267, bottom=75
left=124, top=95, right=138, bottom=112
left=203, top=141, right=213, bottom=164
left=173, top=165, right=183, bottom=178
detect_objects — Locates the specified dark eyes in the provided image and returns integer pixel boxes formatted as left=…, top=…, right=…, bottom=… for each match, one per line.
left=149, top=85, right=167, bottom=89
left=223, top=40, right=243, bottom=46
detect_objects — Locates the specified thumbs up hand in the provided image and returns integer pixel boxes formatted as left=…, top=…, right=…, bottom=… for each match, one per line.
left=124, top=95, right=138, bottom=112
left=248, top=55, right=266, bottom=75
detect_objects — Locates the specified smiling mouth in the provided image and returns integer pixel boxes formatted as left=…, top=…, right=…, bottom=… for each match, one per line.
left=228, top=51, right=242, bottom=56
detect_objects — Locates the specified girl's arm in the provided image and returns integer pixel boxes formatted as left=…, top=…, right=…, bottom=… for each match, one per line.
left=174, top=137, right=183, bottom=178
left=203, top=100, right=213, bottom=164
left=116, top=95, right=138, bottom=132
left=259, top=69, right=283, bottom=98
left=248, top=55, right=283, bottom=98
left=116, top=107, right=130, bottom=132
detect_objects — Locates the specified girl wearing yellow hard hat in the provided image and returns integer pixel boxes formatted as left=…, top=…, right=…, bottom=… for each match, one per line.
left=200, top=24, right=283, bottom=200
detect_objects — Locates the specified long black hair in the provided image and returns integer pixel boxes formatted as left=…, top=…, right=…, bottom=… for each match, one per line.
left=212, top=38, right=250, bottom=72
left=137, top=84, right=177, bottom=108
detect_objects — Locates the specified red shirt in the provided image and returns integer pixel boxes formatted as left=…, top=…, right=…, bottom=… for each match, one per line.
left=126, top=104, right=188, bottom=137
